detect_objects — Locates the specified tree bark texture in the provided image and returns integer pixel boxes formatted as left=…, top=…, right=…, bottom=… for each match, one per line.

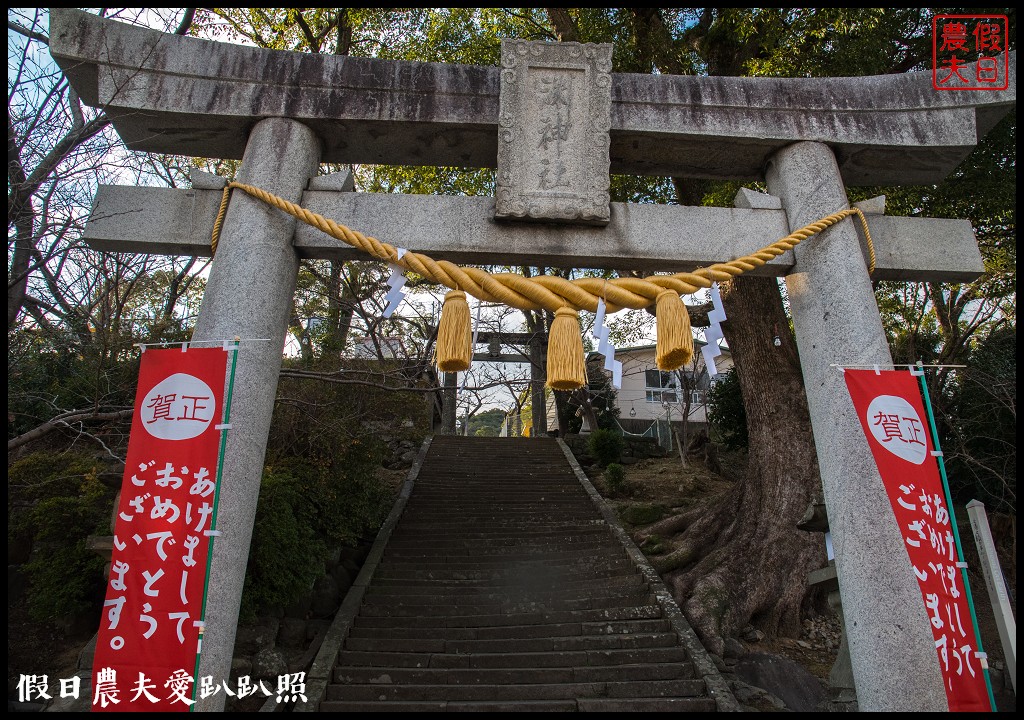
left=660, top=276, right=825, bottom=655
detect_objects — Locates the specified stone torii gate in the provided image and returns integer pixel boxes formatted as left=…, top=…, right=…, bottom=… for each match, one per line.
left=50, top=9, right=1014, bottom=712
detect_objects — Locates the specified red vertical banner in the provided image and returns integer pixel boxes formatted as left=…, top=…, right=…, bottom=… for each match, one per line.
left=92, top=348, right=228, bottom=711
left=844, top=369, right=991, bottom=712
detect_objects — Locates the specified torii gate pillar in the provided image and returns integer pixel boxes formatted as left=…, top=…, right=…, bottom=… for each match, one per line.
left=766, top=141, right=947, bottom=711
left=190, top=118, right=321, bottom=711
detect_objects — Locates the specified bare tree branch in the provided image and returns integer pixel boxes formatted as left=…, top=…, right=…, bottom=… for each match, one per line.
left=8, top=408, right=133, bottom=452
left=7, top=20, right=48, bottom=44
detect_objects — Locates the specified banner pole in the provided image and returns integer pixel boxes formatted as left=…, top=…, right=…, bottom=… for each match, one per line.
left=914, top=364, right=997, bottom=711
left=190, top=340, right=240, bottom=706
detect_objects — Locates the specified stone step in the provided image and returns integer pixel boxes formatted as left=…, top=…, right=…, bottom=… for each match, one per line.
left=366, top=573, right=637, bottom=590
left=401, top=503, right=595, bottom=512
left=409, top=493, right=587, bottom=498
left=347, top=618, right=672, bottom=641
left=394, top=516, right=602, bottom=528
left=361, top=585, right=648, bottom=608
left=325, top=678, right=706, bottom=702
left=364, top=565, right=634, bottom=581
left=577, top=697, right=718, bottom=712
left=351, top=605, right=665, bottom=630
left=415, top=484, right=577, bottom=489
left=401, top=510, right=591, bottom=517
left=336, top=646, right=691, bottom=669
left=387, top=526, right=610, bottom=541
left=381, top=547, right=624, bottom=562
left=323, top=436, right=718, bottom=713
left=382, top=539, right=620, bottom=553
left=363, top=576, right=643, bottom=598
left=356, top=594, right=656, bottom=617
left=370, top=568, right=639, bottom=585
left=333, top=661, right=692, bottom=686
left=343, top=631, right=678, bottom=654
left=372, top=565, right=634, bottom=581
left=318, top=699, right=578, bottom=712
left=383, top=543, right=622, bottom=558
left=372, top=554, right=630, bottom=571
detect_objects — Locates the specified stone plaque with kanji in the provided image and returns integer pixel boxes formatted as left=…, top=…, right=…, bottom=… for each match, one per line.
left=495, top=39, right=612, bottom=225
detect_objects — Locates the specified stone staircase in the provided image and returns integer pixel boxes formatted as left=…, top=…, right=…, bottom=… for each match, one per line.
left=317, top=436, right=731, bottom=712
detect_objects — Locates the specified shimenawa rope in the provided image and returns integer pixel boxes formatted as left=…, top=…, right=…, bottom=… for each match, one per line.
left=211, top=181, right=876, bottom=389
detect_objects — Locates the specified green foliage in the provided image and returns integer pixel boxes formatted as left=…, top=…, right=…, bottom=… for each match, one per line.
left=604, top=462, right=627, bottom=496
left=619, top=503, right=667, bottom=526
left=269, top=358, right=428, bottom=466
left=9, top=452, right=114, bottom=621
left=7, top=329, right=140, bottom=445
left=241, top=440, right=390, bottom=619
left=946, top=327, right=1016, bottom=514
left=707, top=369, right=748, bottom=450
left=468, top=408, right=505, bottom=437
left=588, top=428, right=624, bottom=467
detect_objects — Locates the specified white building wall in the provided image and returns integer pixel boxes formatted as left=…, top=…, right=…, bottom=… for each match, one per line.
left=605, top=346, right=733, bottom=424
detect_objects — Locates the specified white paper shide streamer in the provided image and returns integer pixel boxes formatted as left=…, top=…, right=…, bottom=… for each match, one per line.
left=460, top=298, right=483, bottom=393
left=382, top=248, right=409, bottom=318
left=701, top=283, right=727, bottom=377
left=593, top=299, right=623, bottom=389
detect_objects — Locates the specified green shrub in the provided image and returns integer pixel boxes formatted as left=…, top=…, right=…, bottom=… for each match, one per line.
left=240, top=439, right=390, bottom=619
left=604, top=463, right=627, bottom=496
left=9, top=452, right=114, bottom=621
left=588, top=428, right=624, bottom=467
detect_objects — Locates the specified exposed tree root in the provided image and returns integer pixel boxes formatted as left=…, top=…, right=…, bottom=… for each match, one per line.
left=635, top=503, right=706, bottom=545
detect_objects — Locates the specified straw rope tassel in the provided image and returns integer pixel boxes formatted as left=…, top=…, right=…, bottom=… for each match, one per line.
left=436, top=290, right=473, bottom=372
left=655, top=290, right=693, bottom=371
left=546, top=308, right=587, bottom=390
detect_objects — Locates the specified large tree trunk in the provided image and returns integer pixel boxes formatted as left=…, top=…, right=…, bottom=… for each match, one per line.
left=660, top=276, right=825, bottom=656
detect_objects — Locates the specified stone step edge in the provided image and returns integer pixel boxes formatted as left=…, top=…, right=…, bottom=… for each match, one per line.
left=553, top=438, right=740, bottom=712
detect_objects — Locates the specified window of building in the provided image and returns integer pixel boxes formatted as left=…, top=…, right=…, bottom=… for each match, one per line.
left=645, top=369, right=679, bottom=403
left=645, top=369, right=705, bottom=405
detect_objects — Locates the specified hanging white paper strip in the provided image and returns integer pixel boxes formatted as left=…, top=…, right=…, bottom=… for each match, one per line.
left=460, top=298, right=483, bottom=394
left=701, top=282, right=727, bottom=377
left=593, top=299, right=622, bottom=389
left=611, top=359, right=623, bottom=389
left=382, top=248, right=409, bottom=318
